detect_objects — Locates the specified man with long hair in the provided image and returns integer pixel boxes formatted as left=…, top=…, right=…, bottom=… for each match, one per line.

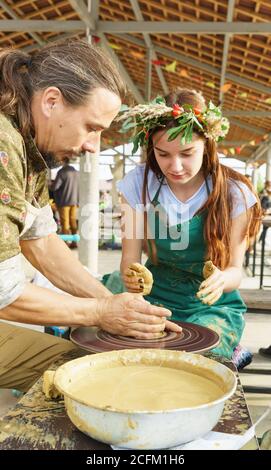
left=0, top=40, right=179, bottom=392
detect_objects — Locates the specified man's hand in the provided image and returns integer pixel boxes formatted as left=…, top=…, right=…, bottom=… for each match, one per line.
left=95, top=293, right=182, bottom=339
left=165, top=319, right=183, bottom=333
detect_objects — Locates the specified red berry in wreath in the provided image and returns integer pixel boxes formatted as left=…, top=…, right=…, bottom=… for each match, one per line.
left=193, top=107, right=202, bottom=116
left=172, top=104, right=183, bottom=117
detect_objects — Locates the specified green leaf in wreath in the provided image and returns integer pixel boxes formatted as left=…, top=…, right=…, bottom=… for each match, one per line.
left=151, top=96, right=165, bottom=105
left=119, top=104, right=130, bottom=112
left=208, top=101, right=216, bottom=111
left=132, top=131, right=145, bottom=154
left=183, top=125, right=191, bottom=144
left=167, top=126, right=183, bottom=141
left=181, top=121, right=193, bottom=145
left=123, top=121, right=137, bottom=131
left=183, top=104, right=193, bottom=112
left=121, top=117, right=131, bottom=127
left=192, top=115, right=204, bottom=131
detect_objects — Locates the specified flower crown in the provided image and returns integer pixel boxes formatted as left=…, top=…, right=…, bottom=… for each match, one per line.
left=116, top=96, right=230, bottom=154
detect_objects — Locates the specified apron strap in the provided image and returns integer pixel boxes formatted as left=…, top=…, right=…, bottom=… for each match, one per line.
left=205, top=177, right=210, bottom=196
left=151, top=176, right=165, bottom=206
left=150, top=175, right=210, bottom=216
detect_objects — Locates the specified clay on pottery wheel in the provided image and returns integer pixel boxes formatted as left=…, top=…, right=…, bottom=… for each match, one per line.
left=70, top=321, right=220, bottom=354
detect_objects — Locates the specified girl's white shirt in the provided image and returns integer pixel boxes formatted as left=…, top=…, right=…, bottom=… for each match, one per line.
left=117, top=163, right=257, bottom=227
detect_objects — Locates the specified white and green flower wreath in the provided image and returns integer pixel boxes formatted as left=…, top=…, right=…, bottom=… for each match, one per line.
left=116, top=96, right=230, bottom=154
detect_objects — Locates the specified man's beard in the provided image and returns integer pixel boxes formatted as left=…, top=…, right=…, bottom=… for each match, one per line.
left=40, top=151, right=63, bottom=169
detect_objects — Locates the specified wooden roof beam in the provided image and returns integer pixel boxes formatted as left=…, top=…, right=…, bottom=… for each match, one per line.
left=23, top=33, right=77, bottom=52
left=129, top=0, right=168, bottom=95
left=68, top=0, right=96, bottom=30
left=68, top=0, right=144, bottom=104
left=96, top=21, right=271, bottom=35
left=230, top=118, right=267, bottom=135
left=100, top=33, right=144, bottom=103
left=225, top=111, right=271, bottom=117
left=0, top=0, right=44, bottom=45
left=0, top=20, right=84, bottom=32
left=145, top=46, right=152, bottom=101
left=247, top=137, right=271, bottom=163
left=114, top=34, right=271, bottom=96
left=219, top=0, right=235, bottom=106
left=0, top=20, right=271, bottom=35
left=219, top=141, right=260, bottom=146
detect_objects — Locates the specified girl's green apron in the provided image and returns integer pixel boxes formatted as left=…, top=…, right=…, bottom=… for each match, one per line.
left=104, top=178, right=246, bottom=359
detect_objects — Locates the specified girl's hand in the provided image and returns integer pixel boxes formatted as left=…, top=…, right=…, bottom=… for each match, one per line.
left=196, top=266, right=225, bottom=305
left=122, top=263, right=153, bottom=295
left=122, top=270, right=144, bottom=293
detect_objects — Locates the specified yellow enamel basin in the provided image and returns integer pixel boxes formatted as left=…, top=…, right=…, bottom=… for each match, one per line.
left=54, top=349, right=237, bottom=449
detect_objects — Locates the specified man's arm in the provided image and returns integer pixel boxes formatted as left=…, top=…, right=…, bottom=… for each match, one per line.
left=20, top=233, right=112, bottom=298
left=1, top=283, right=173, bottom=339
left=1, top=282, right=96, bottom=326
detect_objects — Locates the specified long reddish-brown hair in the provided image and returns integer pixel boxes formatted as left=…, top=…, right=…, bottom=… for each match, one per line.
left=142, top=88, right=262, bottom=269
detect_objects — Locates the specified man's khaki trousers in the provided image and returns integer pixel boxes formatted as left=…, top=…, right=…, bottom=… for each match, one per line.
left=0, top=322, right=77, bottom=392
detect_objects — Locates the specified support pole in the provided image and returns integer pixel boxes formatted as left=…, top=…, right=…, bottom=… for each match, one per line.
left=78, top=0, right=100, bottom=276
left=122, top=145, right=126, bottom=178
left=266, top=147, right=271, bottom=184
left=78, top=150, right=100, bottom=275
left=145, top=47, right=152, bottom=102
left=251, top=167, right=258, bottom=190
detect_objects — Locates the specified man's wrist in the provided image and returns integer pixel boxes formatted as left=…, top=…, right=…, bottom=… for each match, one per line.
left=92, top=297, right=108, bottom=328
left=71, top=297, right=100, bottom=327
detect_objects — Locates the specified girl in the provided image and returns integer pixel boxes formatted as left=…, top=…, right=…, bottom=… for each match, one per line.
left=117, top=88, right=262, bottom=359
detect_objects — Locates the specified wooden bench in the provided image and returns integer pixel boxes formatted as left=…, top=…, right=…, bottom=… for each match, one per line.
left=240, top=288, right=271, bottom=312
left=239, top=288, right=271, bottom=394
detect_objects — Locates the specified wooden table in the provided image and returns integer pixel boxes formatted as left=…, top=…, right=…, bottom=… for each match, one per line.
left=0, top=349, right=258, bottom=450
left=239, top=288, right=271, bottom=312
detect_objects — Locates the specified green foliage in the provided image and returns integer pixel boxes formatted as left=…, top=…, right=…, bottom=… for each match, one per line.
left=118, top=98, right=229, bottom=154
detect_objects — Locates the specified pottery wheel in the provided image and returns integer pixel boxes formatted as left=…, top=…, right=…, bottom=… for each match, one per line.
left=70, top=321, right=220, bottom=354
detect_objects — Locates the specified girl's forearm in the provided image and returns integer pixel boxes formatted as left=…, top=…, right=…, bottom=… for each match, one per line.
left=120, top=255, right=142, bottom=276
left=223, top=266, right=243, bottom=292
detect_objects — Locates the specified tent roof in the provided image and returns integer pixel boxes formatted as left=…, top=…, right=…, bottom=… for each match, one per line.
left=0, top=0, right=270, bottom=164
